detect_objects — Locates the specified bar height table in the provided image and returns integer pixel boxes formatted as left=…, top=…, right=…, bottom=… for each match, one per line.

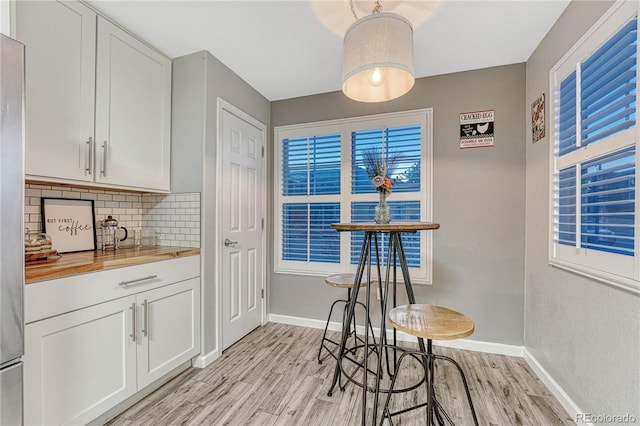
left=327, top=222, right=440, bottom=425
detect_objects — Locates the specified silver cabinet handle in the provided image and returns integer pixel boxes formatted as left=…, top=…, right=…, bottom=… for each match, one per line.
left=101, top=141, right=108, bottom=177
left=130, top=302, right=137, bottom=342
left=119, top=275, right=158, bottom=287
left=224, top=238, right=238, bottom=247
left=142, top=299, right=149, bottom=337
left=85, top=137, right=93, bottom=174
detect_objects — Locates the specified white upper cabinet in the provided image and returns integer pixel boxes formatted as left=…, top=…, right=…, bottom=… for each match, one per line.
left=95, top=17, right=171, bottom=191
left=14, top=1, right=172, bottom=192
left=16, top=0, right=96, bottom=183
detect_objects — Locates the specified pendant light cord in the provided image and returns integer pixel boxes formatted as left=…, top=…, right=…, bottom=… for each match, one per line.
left=350, top=0, right=383, bottom=21
left=349, top=0, right=358, bottom=20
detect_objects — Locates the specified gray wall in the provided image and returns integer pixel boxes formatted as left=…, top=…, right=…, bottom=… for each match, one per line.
left=172, top=51, right=270, bottom=356
left=525, top=0, right=640, bottom=419
left=270, top=64, right=526, bottom=345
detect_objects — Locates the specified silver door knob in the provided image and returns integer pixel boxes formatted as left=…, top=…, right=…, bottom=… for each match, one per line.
left=224, top=238, right=238, bottom=247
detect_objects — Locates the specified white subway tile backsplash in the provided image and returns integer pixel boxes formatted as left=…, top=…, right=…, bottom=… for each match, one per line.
left=29, top=184, right=52, bottom=190
left=80, top=193, right=98, bottom=200
left=62, top=191, right=81, bottom=199
left=41, top=189, right=62, bottom=198
left=25, top=184, right=201, bottom=249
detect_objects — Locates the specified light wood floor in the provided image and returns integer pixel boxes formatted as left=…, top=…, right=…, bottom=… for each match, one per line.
left=106, top=322, right=575, bottom=425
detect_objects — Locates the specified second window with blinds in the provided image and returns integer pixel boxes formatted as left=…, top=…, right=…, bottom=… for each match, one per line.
left=274, top=109, right=434, bottom=283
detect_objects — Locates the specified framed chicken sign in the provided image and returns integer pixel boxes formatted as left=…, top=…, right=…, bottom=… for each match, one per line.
left=459, top=110, right=494, bottom=149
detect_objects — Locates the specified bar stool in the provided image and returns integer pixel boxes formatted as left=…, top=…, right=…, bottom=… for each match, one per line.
left=317, top=273, right=376, bottom=368
left=380, top=304, right=479, bottom=426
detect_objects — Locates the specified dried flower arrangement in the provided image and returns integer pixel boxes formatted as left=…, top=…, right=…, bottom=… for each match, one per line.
left=362, top=148, right=402, bottom=194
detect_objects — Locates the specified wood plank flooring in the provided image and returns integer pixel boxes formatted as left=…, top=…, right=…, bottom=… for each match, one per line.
left=106, top=323, right=575, bottom=425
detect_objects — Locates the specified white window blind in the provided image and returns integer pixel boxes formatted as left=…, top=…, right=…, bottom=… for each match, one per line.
left=274, top=110, right=433, bottom=281
left=550, top=0, right=639, bottom=292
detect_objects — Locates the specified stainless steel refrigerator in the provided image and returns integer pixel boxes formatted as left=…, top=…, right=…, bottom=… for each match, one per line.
left=0, top=33, right=24, bottom=426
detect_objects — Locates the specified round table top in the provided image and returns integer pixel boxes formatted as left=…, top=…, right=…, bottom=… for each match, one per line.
left=388, top=304, right=474, bottom=341
left=331, top=222, right=440, bottom=232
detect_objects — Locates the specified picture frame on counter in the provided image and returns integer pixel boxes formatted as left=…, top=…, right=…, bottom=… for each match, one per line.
left=41, top=198, right=97, bottom=253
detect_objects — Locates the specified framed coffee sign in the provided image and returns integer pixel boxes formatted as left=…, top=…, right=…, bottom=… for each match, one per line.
left=41, top=198, right=97, bottom=253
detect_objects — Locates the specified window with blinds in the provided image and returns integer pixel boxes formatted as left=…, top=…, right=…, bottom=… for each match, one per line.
left=351, top=126, right=421, bottom=194
left=281, top=133, right=341, bottom=263
left=274, top=110, right=433, bottom=281
left=551, top=1, right=639, bottom=291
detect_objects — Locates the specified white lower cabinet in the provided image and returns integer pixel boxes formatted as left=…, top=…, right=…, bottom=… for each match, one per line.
left=24, top=296, right=137, bottom=426
left=137, top=278, right=200, bottom=389
left=24, top=273, right=200, bottom=426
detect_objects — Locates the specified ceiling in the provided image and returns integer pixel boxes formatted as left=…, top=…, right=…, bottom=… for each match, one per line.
left=86, top=0, right=571, bottom=102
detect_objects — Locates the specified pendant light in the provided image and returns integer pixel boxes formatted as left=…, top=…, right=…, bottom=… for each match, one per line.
left=342, top=1, right=415, bottom=103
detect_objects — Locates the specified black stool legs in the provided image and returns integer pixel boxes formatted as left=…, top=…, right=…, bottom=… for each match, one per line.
left=380, top=339, right=479, bottom=426
left=317, top=288, right=378, bottom=394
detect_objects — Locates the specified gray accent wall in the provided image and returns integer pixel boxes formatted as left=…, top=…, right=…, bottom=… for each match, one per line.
left=270, top=64, right=526, bottom=345
left=525, top=0, right=640, bottom=420
left=172, top=51, right=270, bottom=356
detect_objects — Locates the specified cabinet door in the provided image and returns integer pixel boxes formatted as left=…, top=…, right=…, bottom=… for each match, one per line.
left=137, top=278, right=200, bottom=389
left=23, top=296, right=137, bottom=426
left=95, top=17, right=172, bottom=192
left=16, top=0, right=96, bottom=182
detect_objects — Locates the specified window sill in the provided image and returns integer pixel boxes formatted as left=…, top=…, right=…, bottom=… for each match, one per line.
left=548, top=258, right=640, bottom=296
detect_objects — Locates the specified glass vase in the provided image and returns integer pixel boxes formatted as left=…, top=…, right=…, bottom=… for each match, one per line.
left=374, top=191, right=391, bottom=224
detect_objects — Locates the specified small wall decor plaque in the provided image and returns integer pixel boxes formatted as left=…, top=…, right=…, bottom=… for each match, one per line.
left=460, top=110, right=494, bottom=149
left=532, top=94, right=545, bottom=143
left=41, top=198, right=97, bottom=253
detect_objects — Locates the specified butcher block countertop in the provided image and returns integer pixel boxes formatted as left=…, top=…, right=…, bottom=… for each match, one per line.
left=25, top=246, right=200, bottom=284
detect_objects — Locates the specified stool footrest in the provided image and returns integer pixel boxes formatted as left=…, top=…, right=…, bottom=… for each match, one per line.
left=380, top=343, right=479, bottom=426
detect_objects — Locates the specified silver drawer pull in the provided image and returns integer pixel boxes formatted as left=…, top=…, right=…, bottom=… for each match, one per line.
left=130, top=303, right=137, bottom=342
left=101, top=141, right=108, bottom=177
left=85, top=137, right=93, bottom=174
left=119, top=275, right=158, bottom=287
left=142, top=299, right=149, bottom=337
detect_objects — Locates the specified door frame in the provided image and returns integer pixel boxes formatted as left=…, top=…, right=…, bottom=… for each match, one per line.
left=215, top=98, right=267, bottom=354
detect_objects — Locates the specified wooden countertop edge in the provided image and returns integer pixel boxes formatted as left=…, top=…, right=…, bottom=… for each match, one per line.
left=25, top=248, right=201, bottom=284
left=102, top=249, right=201, bottom=268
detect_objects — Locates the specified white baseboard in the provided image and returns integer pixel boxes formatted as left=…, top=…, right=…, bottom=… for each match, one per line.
left=193, top=348, right=219, bottom=368
left=268, top=313, right=524, bottom=357
left=523, top=348, right=586, bottom=425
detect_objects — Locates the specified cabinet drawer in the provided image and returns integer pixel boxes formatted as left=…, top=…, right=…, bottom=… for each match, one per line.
left=25, top=255, right=200, bottom=324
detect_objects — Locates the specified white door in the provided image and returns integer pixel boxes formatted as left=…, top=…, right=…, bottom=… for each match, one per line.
left=220, top=107, right=265, bottom=350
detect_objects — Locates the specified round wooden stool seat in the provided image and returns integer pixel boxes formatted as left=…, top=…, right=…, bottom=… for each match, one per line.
left=388, top=304, right=474, bottom=341
left=324, top=273, right=370, bottom=288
